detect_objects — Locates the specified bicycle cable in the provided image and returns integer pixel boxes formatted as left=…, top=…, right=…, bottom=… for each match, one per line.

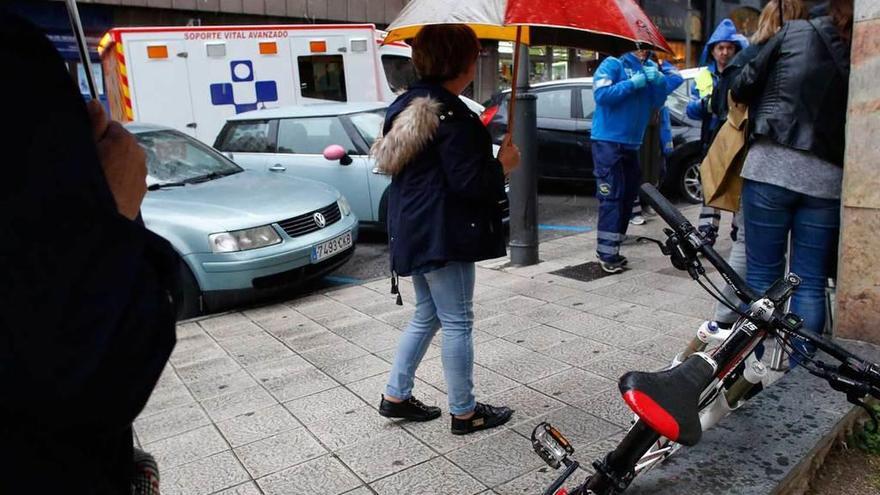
left=703, top=273, right=748, bottom=316
left=695, top=275, right=747, bottom=317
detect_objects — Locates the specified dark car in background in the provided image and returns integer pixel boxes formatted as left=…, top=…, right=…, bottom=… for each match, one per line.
left=480, top=69, right=705, bottom=203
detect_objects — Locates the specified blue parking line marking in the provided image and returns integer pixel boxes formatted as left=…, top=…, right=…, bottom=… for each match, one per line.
left=538, top=224, right=594, bottom=233
left=323, top=275, right=362, bottom=286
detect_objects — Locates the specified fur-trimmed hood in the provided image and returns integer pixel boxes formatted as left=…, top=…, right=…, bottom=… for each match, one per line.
left=371, top=95, right=442, bottom=175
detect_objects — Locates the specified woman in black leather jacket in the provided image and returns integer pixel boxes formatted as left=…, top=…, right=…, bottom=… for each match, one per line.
left=730, top=0, right=853, bottom=364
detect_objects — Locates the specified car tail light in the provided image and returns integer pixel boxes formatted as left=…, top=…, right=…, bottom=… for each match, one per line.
left=555, top=489, right=568, bottom=495
left=480, top=105, right=500, bottom=127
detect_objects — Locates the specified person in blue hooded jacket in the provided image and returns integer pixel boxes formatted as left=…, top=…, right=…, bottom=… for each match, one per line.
left=591, top=49, right=668, bottom=273
left=686, top=18, right=748, bottom=246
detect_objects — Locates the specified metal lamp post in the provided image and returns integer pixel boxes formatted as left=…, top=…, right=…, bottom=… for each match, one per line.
left=508, top=43, right=539, bottom=266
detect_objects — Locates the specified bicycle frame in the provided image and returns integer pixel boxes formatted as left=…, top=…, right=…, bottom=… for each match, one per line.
left=535, top=185, right=880, bottom=495
left=579, top=299, right=780, bottom=494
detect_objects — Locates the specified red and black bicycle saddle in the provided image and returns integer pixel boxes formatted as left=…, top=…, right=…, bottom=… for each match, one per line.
left=618, top=354, right=716, bottom=447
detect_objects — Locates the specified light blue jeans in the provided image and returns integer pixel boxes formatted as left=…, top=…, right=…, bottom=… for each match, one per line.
left=714, top=211, right=747, bottom=325
left=385, top=261, right=476, bottom=416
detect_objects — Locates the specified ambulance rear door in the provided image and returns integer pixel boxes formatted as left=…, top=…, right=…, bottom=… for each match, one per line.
left=291, top=30, right=381, bottom=104
left=127, top=39, right=196, bottom=137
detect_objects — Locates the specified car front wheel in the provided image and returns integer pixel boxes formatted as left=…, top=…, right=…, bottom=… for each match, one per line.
left=679, top=158, right=704, bottom=204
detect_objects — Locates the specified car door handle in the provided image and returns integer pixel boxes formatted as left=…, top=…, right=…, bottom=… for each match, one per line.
left=269, top=164, right=286, bottom=172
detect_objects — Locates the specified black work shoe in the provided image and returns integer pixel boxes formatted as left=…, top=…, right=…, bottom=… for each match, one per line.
left=598, top=257, right=626, bottom=274
left=379, top=395, right=441, bottom=422
left=450, top=402, right=514, bottom=435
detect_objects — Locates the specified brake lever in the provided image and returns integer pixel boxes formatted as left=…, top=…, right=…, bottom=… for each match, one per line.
left=635, top=236, right=668, bottom=255
left=663, top=229, right=704, bottom=278
left=811, top=367, right=878, bottom=432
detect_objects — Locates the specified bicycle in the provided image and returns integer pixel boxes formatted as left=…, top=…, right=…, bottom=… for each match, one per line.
left=531, top=184, right=880, bottom=495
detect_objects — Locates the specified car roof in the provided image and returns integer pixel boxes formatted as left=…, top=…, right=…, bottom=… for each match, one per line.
left=226, top=101, right=388, bottom=121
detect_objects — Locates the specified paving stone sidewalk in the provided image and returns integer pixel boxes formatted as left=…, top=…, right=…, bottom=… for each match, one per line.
left=136, top=205, right=730, bottom=495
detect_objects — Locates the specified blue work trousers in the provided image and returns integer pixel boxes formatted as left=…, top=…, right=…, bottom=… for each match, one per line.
left=592, top=140, right=642, bottom=261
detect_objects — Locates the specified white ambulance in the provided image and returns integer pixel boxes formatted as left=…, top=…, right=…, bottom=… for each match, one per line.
left=98, top=24, right=419, bottom=143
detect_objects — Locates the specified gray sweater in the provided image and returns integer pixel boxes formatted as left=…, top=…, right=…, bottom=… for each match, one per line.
left=741, top=138, right=843, bottom=200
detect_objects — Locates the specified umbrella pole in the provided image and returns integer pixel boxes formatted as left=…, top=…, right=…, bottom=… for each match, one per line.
left=65, top=0, right=98, bottom=100
left=506, top=26, right=523, bottom=136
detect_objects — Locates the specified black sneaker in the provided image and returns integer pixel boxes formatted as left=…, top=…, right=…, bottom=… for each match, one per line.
left=598, top=256, right=626, bottom=274
left=450, top=402, right=514, bottom=435
left=596, top=253, right=628, bottom=267
left=379, top=395, right=441, bottom=422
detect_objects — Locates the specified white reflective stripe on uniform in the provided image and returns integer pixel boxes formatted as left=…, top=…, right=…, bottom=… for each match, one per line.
left=597, top=244, right=620, bottom=255
left=595, top=78, right=613, bottom=89
left=699, top=206, right=721, bottom=228
left=597, top=231, right=626, bottom=242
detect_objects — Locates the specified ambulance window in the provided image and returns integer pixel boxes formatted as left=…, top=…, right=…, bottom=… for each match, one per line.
left=298, top=55, right=347, bottom=102
left=277, top=117, right=355, bottom=155
left=382, top=55, right=417, bottom=93
left=216, top=120, right=274, bottom=153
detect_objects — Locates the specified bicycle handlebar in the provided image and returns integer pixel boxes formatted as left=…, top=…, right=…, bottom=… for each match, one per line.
left=638, top=184, right=880, bottom=399
left=640, top=183, right=691, bottom=234
left=639, top=184, right=758, bottom=303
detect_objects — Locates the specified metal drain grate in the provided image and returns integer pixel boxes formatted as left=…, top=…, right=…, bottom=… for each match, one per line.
left=549, top=262, right=617, bottom=283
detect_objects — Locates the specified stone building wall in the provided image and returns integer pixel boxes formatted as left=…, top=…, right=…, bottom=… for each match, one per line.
left=836, top=0, right=880, bottom=342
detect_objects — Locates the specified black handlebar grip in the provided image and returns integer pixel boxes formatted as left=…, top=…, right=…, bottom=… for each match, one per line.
left=640, top=183, right=691, bottom=234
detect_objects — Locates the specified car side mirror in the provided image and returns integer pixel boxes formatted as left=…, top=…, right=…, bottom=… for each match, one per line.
left=323, top=144, right=353, bottom=166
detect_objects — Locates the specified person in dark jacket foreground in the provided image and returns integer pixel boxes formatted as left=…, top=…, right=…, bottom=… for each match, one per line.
left=373, top=25, right=521, bottom=435
left=731, top=0, right=852, bottom=365
left=0, top=10, right=178, bottom=493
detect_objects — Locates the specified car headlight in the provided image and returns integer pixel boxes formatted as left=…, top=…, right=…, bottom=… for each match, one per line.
left=337, top=196, right=352, bottom=217
left=209, top=225, right=281, bottom=253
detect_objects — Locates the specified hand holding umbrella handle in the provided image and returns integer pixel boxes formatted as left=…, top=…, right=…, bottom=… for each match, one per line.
left=88, top=101, right=148, bottom=221
left=498, top=134, right=521, bottom=175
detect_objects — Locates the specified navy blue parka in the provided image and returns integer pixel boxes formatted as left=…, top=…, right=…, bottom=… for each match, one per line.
left=379, top=82, right=507, bottom=277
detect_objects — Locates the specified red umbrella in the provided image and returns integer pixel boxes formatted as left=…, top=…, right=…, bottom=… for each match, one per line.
left=385, top=0, right=672, bottom=131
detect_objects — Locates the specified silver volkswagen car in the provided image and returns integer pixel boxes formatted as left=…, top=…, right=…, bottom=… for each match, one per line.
left=130, top=124, right=358, bottom=318
left=214, top=102, right=509, bottom=231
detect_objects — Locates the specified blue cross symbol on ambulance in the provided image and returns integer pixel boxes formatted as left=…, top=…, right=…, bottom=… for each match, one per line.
left=210, top=60, right=278, bottom=114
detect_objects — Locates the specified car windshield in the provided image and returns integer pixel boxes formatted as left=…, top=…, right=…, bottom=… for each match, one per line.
left=348, top=109, right=387, bottom=148
left=137, top=130, right=242, bottom=187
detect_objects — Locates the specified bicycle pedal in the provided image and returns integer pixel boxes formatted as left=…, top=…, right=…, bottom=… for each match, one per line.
left=531, top=422, right=574, bottom=469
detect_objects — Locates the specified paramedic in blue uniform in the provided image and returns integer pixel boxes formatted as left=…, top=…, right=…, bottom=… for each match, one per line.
left=591, top=49, right=669, bottom=273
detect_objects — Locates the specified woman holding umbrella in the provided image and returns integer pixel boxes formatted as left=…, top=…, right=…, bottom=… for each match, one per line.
left=373, top=24, right=521, bottom=435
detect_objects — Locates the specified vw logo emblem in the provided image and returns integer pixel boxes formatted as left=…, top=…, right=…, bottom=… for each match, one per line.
left=313, top=212, right=326, bottom=228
